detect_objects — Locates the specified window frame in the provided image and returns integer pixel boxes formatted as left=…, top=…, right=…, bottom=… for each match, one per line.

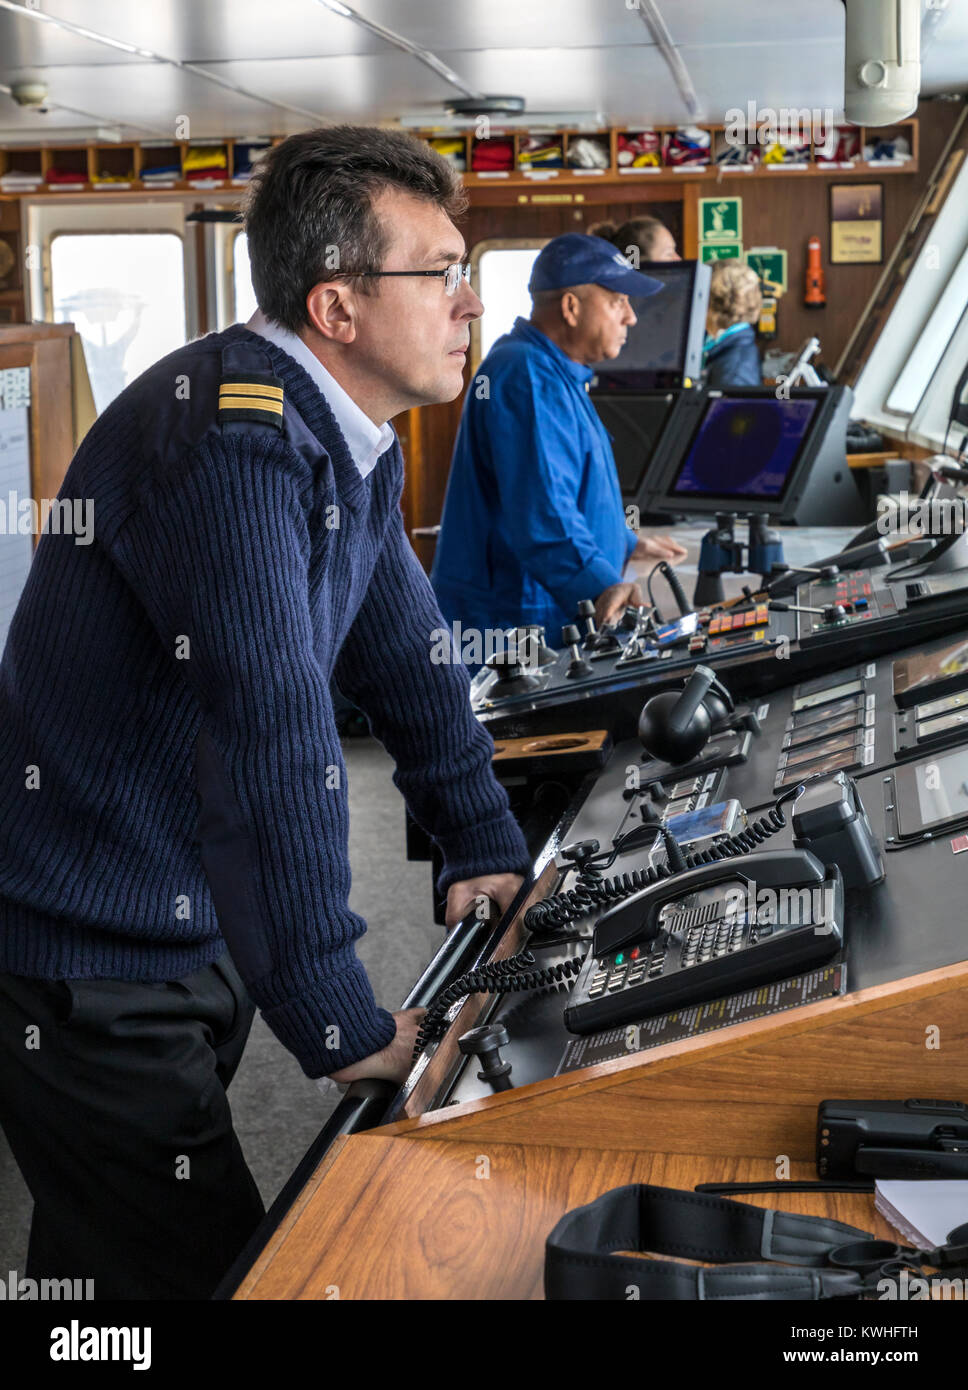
left=45, top=226, right=190, bottom=416
left=469, top=236, right=548, bottom=375
left=26, top=200, right=199, bottom=341
left=850, top=156, right=968, bottom=451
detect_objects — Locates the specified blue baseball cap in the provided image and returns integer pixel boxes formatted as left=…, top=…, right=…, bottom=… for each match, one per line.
left=528, top=233, right=664, bottom=297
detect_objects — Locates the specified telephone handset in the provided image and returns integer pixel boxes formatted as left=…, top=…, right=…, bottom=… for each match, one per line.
left=563, top=849, right=844, bottom=1036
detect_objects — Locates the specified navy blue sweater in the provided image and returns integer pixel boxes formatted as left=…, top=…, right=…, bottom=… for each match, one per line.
left=0, top=325, right=531, bottom=1077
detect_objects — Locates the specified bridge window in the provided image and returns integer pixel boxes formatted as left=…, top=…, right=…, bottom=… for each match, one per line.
left=472, top=241, right=546, bottom=367
left=232, top=231, right=258, bottom=323
left=851, top=157, right=968, bottom=452
left=50, top=232, right=187, bottom=414
left=886, top=244, right=968, bottom=419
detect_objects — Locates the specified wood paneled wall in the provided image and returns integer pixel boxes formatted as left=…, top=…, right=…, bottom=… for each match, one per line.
left=0, top=323, right=78, bottom=510
left=400, top=99, right=963, bottom=570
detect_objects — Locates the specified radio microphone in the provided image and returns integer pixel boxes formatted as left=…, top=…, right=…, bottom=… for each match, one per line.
left=658, top=561, right=691, bottom=617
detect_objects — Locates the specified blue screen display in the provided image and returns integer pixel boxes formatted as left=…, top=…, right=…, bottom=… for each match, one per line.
left=672, top=397, right=819, bottom=499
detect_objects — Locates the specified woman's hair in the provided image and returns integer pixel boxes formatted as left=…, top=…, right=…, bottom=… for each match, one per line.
left=707, top=261, right=763, bottom=333
left=244, top=125, right=467, bottom=332
left=588, top=215, right=669, bottom=263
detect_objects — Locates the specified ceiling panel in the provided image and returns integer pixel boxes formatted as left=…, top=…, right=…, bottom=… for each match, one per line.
left=422, top=44, right=676, bottom=119
left=0, top=0, right=391, bottom=64
left=923, top=63, right=968, bottom=94
left=0, top=8, right=146, bottom=68
left=339, top=0, right=657, bottom=51
left=0, top=101, right=113, bottom=139
left=634, top=0, right=846, bottom=47
left=922, top=0, right=968, bottom=90
left=429, top=41, right=846, bottom=123
left=676, top=41, right=847, bottom=122
left=200, top=53, right=459, bottom=123
left=0, top=63, right=314, bottom=139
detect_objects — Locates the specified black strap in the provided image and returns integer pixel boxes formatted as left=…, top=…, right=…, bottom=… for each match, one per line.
left=545, top=1184, right=903, bottom=1301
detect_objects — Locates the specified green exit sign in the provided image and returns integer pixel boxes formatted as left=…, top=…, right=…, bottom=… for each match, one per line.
left=700, top=241, right=742, bottom=263
left=746, top=247, right=788, bottom=294
left=699, top=196, right=743, bottom=243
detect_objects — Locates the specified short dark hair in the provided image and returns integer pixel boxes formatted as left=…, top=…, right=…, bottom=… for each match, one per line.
left=588, top=215, right=669, bottom=262
left=243, top=125, right=468, bottom=332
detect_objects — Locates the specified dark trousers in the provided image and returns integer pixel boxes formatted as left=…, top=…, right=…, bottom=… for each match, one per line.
left=0, top=951, right=266, bottom=1300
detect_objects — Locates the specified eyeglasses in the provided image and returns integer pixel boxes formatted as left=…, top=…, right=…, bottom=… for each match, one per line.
left=357, top=262, right=471, bottom=297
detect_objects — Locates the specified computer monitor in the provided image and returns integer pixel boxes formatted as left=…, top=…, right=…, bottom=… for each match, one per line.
left=590, top=259, right=711, bottom=391
left=592, top=391, right=679, bottom=498
left=645, top=386, right=867, bottom=525
left=670, top=394, right=820, bottom=503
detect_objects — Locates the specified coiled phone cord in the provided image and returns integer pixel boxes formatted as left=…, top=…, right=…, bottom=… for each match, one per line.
left=411, top=950, right=586, bottom=1064
left=523, top=785, right=803, bottom=932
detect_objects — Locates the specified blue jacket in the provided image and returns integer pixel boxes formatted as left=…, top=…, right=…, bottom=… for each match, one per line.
left=431, top=318, right=637, bottom=647
left=703, top=322, right=763, bottom=389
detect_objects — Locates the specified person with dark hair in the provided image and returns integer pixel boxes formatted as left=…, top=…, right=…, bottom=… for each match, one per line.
left=0, top=126, right=531, bottom=1299
left=703, top=260, right=764, bottom=388
left=588, top=215, right=680, bottom=265
left=432, top=234, right=686, bottom=651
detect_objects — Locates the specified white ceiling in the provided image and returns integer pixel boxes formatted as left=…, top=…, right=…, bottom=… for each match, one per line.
left=0, top=0, right=964, bottom=141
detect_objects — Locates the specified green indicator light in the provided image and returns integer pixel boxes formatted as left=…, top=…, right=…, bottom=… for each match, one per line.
left=615, top=953, right=625, bottom=965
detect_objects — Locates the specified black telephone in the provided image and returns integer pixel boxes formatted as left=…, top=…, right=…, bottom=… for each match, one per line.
left=563, top=849, right=844, bottom=1036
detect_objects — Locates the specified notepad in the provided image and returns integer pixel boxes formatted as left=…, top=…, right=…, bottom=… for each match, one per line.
left=875, top=1181, right=968, bottom=1248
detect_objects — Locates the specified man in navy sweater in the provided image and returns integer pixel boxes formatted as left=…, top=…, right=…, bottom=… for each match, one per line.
left=0, top=127, right=531, bottom=1299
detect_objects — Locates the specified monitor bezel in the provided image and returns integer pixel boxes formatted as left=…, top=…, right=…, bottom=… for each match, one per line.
left=644, top=386, right=841, bottom=519
left=590, top=389, right=680, bottom=498
left=589, top=259, right=710, bottom=392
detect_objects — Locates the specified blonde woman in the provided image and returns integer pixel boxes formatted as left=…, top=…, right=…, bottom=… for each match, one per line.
left=704, top=260, right=763, bottom=388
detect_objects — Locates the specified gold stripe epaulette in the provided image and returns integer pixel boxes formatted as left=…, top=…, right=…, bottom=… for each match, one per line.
left=218, top=375, right=284, bottom=430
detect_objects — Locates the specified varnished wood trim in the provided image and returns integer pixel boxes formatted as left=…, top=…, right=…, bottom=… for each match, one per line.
left=491, top=729, right=611, bottom=760
left=232, top=1134, right=350, bottom=1299
left=386, top=960, right=968, bottom=1137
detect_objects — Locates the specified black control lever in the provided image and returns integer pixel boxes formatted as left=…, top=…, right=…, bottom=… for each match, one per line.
left=590, top=622, right=621, bottom=653
left=766, top=539, right=888, bottom=597
left=485, top=646, right=544, bottom=694
left=458, top=1023, right=513, bottom=1091
left=576, top=599, right=598, bottom=648
left=933, top=460, right=968, bottom=486
left=638, top=664, right=717, bottom=764
left=559, top=839, right=602, bottom=873
left=561, top=624, right=592, bottom=679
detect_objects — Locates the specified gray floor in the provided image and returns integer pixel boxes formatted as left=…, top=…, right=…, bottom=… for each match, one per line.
left=0, top=520, right=861, bottom=1277
left=0, top=735, right=437, bottom=1278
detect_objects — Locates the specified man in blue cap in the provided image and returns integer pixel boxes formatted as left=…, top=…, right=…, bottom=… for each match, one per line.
left=431, top=233, right=686, bottom=655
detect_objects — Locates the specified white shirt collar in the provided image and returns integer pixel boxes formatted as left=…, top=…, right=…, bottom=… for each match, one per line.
left=245, top=309, right=394, bottom=479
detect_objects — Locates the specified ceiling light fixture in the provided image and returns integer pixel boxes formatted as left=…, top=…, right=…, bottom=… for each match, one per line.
left=630, top=0, right=702, bottom=120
